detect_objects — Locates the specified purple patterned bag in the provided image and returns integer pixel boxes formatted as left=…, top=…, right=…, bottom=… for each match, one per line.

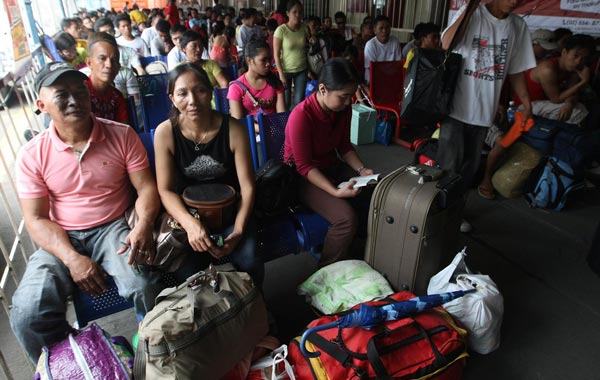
left=34, top=323, right=134, bottom=380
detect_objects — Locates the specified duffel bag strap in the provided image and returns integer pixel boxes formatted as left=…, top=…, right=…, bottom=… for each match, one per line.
left=134, top=339, right=146, bottom=380
left=367, top=320, right=449, bottom=380
left=366, top=332, right=392, bottom=380
left=305, top=329, right=351, bottom=366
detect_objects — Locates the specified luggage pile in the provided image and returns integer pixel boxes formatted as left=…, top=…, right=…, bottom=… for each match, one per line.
left=36, top=166, right=507, bottom=380
left=512, top=116, right=594, bottom=211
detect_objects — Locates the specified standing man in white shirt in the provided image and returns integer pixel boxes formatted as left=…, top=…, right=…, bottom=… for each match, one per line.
left=116, top=14, right=150, bottom=57
left=363, top=15, right=403, bottom=84
left=437, top=0, right=536, bottom=232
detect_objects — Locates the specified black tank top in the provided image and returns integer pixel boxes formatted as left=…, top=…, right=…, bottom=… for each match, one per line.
left=172, top=115, right=239, bottom=194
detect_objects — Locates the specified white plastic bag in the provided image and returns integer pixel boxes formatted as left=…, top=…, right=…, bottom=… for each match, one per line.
left=427, top=248, right=504, bottom=354
left=247, top=345, right=296, bottom=380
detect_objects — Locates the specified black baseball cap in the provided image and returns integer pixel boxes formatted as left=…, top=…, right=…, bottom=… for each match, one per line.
left=34, top=62, right=88, bottom=93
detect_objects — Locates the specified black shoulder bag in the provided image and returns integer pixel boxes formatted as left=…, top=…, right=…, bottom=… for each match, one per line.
left=254, top=159, right=300, bottom=219
left=400, top=0, right=480, bottom=126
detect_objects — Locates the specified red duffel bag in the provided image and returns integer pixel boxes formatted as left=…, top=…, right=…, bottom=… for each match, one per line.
left=288, top=291, right=468, bottom=380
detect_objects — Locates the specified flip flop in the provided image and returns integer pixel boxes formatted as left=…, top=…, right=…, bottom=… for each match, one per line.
left=477, top=185, right=496, bottom=200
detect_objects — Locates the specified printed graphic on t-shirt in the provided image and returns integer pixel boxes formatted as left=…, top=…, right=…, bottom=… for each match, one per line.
left=90, top=91, right=123, bottom=121
left=185, top=155, right=226, bottom=179
left=463, top=36, right=508, bottom=82
left=248, top=95, right=275, bottom=112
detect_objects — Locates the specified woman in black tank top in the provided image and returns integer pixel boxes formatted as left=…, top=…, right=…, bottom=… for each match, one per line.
left=153, top=62, right=263, bottom=286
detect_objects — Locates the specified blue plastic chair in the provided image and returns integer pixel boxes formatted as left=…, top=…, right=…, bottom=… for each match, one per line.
left=72, top=272, right=185, bottom=327
left=254, top=112, right=330, bottom=256
left=245, top=115, right=260, bottom=171
left=213, top=87, right=230, bottom=114
left=223, top=64, right=239, bottom=82
left=127, top=96, right=141, bottom=133
left=72, top=276, right=133, bottom=328
left=244, top=115, right=303, bottom=261
left=255, top=112, right=289, bottom=163
left=137, top=73, right=170, bottom=131
left=138, top=129, right=156, bottom=174
left=140, top=56, right=158, bottom=68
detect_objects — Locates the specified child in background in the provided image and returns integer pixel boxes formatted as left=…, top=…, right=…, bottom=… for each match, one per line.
left=54, top=32, right=88, bottom=70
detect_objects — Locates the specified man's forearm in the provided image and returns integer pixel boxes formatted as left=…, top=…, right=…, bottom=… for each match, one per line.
left=26, top=218, right=81, bottom=265
left=442, top=0, right=479, bottom=50
left=510, top=72, right=532, bottom=112
left=133, top=186, right=160, bottom=226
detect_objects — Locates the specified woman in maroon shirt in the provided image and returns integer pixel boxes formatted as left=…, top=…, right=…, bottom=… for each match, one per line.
left=284, top=58, right=374, bottom=267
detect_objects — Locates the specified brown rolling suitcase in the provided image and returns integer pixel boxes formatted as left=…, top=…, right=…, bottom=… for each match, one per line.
left=364, top=165, right=463, bottom=295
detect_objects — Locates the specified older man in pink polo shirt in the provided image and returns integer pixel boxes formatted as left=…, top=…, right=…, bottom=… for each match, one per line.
left=10, top=62, right=163, bottom=363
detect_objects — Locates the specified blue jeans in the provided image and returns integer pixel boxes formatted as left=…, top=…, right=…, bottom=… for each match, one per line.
left=284, top=70, right=308, bottom=111
left=173, top=218, right=264, bottom=288
left=9, top=218, right=163, bottom=363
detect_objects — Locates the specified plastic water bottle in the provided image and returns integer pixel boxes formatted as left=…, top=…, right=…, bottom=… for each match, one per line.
left=305, top=80, right=318, bottom=98
left=506, top=101, right=516, bottom=126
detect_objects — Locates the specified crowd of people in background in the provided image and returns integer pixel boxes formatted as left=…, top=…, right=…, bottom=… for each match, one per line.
left=41, top=1, right=600, bottom=221
left=50, top=1, right=436, bottom=113
left=45, top=1, right=600, bottom=226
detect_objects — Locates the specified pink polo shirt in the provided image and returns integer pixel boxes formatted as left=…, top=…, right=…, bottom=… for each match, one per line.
left=16, top=115, right=149, bottom=230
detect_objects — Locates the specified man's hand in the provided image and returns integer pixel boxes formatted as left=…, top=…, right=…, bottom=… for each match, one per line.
left=65, top=255, right=107, bottom=297
left=117, top=221, right=155, bottom=269
left=521, top=107, right=533, bottom=128
left=558, top=102, right=574, bottom=122
left=577, top=65, right=591, bottom=84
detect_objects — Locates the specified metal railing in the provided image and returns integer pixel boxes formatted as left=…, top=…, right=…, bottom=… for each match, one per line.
left=0, top=54, right=43, bottom=380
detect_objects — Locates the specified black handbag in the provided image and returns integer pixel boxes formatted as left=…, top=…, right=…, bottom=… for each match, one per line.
left=400, top=48, right=462, bottom=125
left=400, top=0, right=480, bottom=126
left=254, top=159, right=299, bottom=219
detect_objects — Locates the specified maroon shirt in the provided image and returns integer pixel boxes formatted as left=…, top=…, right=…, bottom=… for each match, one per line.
left=284, top=93, right=354, bottom=178
left=85, top=79, right=129, bottom=125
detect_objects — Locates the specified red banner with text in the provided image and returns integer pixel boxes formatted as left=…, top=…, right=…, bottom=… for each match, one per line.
left=448, top=0, right=600, bottom=36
